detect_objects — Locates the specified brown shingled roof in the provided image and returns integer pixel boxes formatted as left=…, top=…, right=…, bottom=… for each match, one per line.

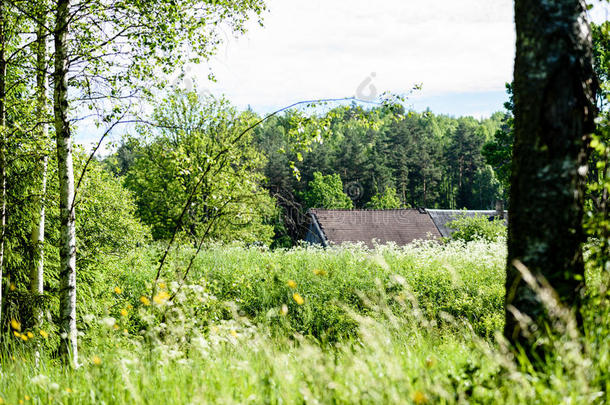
left=309, top=209, right=441, bottom=247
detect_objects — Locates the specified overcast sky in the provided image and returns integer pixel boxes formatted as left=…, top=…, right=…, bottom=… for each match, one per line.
left=76, top=0, right=609, bottom=149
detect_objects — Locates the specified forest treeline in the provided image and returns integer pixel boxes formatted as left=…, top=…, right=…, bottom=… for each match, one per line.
left=105, top=96, right=512, bottom=246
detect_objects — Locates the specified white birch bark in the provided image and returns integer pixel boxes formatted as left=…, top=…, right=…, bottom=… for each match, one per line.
left=54, top=0, right=78, bottom=367
left=30, top=7, right=48, bottom=312
left=0, top=0, right=7, bottom=330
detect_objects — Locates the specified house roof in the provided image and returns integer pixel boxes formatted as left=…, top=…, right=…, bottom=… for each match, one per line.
left=427, top=209, right=505, bottom=238
left=309, top=209, right=442, bottom=247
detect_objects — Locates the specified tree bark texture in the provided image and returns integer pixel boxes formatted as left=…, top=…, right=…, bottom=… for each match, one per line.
left=505, top=0, right=597, bottom=347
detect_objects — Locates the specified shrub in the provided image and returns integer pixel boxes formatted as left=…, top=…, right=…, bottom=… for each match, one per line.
left=447, top=214, right=506, bottom=242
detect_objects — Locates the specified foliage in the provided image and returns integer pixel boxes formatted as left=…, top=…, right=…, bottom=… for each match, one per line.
left=303, top=172, right=353, bottom=209
left=123, top=90, right=277, bottom=245
left=366, top=187, right=404, bottom=209
left=2, top=241, right=610, bottom=404
left=447, top=214, right=506, bottom=243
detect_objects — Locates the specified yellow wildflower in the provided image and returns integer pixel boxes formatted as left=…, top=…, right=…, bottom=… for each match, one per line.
left=126, top=304, right=133, bottom=310
left=123, top=329, right=128, bottom=334
left=39, top=330, right=49, bottom=339
left=21, top=334, right=28, bottom=342
left=10, top=319, right=21, bottom=331
left=0, top=396, right=4, bottom=404
left=13, top=331, right=21, bottom=338
left=92, top=356, right=102, bottom=366
left=230, top=330, right=238, bottom=337
left=293, top=293, right=305, bottom=305
left=65, top=388, right=73, bottom=393
left=24, top=396, right=30, bottom=401
left=140, top=296, right=150, bottom=306
left=412, top=391, right=428, bottom=404
left=280, top=304, right=288, bottom=316
left=113, top=324, right=119, bottom=330
left=9, top=283, right=16, bottom=291
left=286, top=280, right=297, bottom=289
left=153, top=290, right=170, bottom=305
left=18, top=400, right=23, bottom=405
left=158, top=282, right=167, bottom=290
left=26, top=331, right=34, bottom=339
left=313, top=269, right=327, bottom=276
left=120, top=308, right=128, bottom=317
left=114, top=286, right=122, bottom=294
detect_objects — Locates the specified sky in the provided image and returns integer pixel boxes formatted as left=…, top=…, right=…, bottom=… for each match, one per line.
left=76, top=0, right=610, bottom=150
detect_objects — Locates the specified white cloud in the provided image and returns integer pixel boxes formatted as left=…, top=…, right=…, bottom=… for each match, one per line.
left=193, top=0, right=516, bottom=111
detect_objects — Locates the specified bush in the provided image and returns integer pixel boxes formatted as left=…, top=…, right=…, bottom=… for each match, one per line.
left=447, top=214, right=506, bottom=242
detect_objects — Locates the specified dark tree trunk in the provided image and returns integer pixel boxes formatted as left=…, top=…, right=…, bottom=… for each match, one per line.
left=505, top=0, right=597, bottom=349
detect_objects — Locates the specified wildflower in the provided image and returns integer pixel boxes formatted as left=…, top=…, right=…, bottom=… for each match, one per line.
left=126, top=304, right=133, bottom=310
left=412, top=391, right=427, bottom=404
left=49, top=383, right=59, bottom=391
left=153, top=290, right=170, bottom=305
left=140, top=296, right=150, bottom=306
left=21, top=334, right=28, bottom=342
left=26, top=331, right=34, bottom=339
left=24, top=396, right=30, bottom=401
left=230, top=330, right=238, bottom=337
left=101, top=317, right=116, bottom=329
left=10, top=319, right=21, bottom=331
left=65, top=388, right=73, bottom=393
left=280, top=304, right=288, bottom=316
left=9, top=283, right=16, bottom=291
left=120, top=308, right=128, bottom=318
left=113, top=324, right=119, bottom=330
left=123, top=329, right=128, bottom=334
left=92, top=356, right=102, bottom=366
left=159, top=282, right=167, bottom=290
left=286, top=280, right=297, bottom=289
left=40, top=330, right=49, bottom=339
left=114, top=286, right=122, bottom=294
left=293, top=293, right=305, bottom=305
left=18, top=400, right=23, bottom=404
left=313, top=269, right=327, bottom=276
left=0, top=397, right=4, bottom=404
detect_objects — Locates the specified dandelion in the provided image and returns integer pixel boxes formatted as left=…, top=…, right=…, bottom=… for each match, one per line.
left=114, top=286, right=122, bottom=294
left=13, top=331, right=21, bottom=339
left=123, top=329, right=128, bottom=334
left=120, top=308, right=128, bottom=317
left=313, top=269, right=327, bottom=276
left=21, top=334, right=28, bottom=341
left=281, top=304, right=289, bottom=316
left=19, top=400, right=23, bottom=404
left=293, top=293, right=305, bottom=305
left=140, top=296, right=150, bottom=306
left=24, top=396, right=30, bottom=400
left=65, top=388, right=73, bottom=393
left=153, top=290, right=170, bottom=305
left=159, top=282, right=167, bottom=290
left=230, top=330, right=238, bottom=337
left=92, top=356, right=102, bottom=366
left=39, top=330, right=49, bottom=339
left=9, top=283, right=16, bottom=291
left=113, top=324, right=119, bottom=330
left=287, top=280, right=297, bottom=289
left=10, top=318, right=21, bottom=331
left=412, top=390, right=428, bottom=404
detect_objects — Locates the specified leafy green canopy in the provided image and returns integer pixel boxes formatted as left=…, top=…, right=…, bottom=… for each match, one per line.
left=124, top=90, right=276, bottom=245
left=303, top=172, right=353, bottom=210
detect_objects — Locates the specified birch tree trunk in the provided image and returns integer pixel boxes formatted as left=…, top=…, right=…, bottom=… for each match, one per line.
left=30, top=7, right=48, bottom=319
left=505, top=0, right=597, bottom=350
left=54, top=0, right=78, bottom=366
left=0, top=0, right=7, bottom=330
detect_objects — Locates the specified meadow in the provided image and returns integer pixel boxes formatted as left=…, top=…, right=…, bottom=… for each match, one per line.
left=1, top=239, right=608, bottom=404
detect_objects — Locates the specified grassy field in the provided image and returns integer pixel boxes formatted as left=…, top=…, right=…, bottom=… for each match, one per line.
left=1, top=239, right=608, bottom=404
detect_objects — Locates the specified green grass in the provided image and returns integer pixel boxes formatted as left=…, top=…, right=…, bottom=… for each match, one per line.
left=1, top=239, right=609, bottom=404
